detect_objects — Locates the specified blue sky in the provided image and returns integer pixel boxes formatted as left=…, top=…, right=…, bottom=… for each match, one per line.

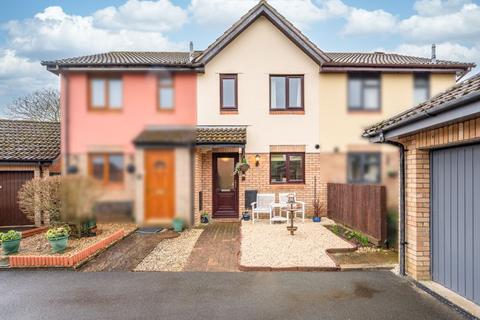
left=0, top=0, right=479, bottom=115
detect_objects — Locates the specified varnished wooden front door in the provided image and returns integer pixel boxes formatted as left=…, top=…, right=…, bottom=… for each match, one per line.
left=145, top=149, right=175, bottom=222
left=212, top=153, right=239, bottom=218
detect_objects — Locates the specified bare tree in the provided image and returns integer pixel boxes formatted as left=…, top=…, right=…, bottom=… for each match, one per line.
left=7, top=89, right=60, bottom=122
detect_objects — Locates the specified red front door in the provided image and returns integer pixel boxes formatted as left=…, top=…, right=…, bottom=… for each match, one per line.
left=212, top=153, right=239, bottom=218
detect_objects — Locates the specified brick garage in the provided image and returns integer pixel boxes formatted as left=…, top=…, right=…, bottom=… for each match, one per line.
left=0, top=119, right=60, bottom=227
left=364, top=74, right=480, bottom=306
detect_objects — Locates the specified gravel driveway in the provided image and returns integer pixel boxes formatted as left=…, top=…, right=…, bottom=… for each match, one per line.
left=240, top=219, right=353, bottom=268
left=134, top=229, right=203, bottom=272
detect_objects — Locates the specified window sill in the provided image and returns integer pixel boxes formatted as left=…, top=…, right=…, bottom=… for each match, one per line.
left=158, top=108, right=175, bottom=113
left=100, top=183, right=125, bottom=190
left=88, top=108, right=123, bottom=113
left=269, top=110, right=305, bottom=115
left=347, top=109, right=381, bottom=114
left=270, top=182, right=306, bottom=186
left=220, top=109, right=238, bottom=115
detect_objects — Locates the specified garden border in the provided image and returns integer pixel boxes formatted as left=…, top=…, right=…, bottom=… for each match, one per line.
left=9, top=229, right=125, bottom=268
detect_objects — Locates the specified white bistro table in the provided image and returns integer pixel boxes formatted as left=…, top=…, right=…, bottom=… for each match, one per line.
left=270, top=203, right=288, bottom=223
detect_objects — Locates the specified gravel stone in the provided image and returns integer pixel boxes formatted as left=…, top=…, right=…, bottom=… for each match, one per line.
left=134, top=229, right=203, bottom=272
left=240, top=220, right=353, bottom=268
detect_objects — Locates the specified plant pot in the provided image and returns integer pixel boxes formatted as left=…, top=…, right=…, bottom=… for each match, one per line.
left=200, top=215, right=209, bottom=224
left=2, top=239, right=21, bottom=255
left=172, top=219, right=184, bottom=232
left=48, top=236, right=69, bottom=253
left=242, top=212, right=251, bottom=221
left=239, top=163, right=250, bottom=173
left=312, top=216, right=321, bottom=223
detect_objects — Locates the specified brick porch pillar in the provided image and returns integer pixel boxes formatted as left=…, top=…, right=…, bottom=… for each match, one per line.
left=403, top=137, right=431, bottom=280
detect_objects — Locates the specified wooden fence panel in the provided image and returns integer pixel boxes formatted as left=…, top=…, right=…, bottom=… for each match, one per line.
left=327, top=183, right=387, bottom=243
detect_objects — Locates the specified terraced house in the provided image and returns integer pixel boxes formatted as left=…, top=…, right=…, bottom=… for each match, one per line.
left=42, top=1, right=474, bottom=225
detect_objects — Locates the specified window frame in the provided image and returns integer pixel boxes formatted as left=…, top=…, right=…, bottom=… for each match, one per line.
left=347, top=152, right=381, bottom=184
left=88, top=153, right=125, bottom=186
left=347, top=73, right=381, bottom=112
left=413, top=73, right=430, bottom=104
left=269, top=75, right=304, bottom=111
left=88, top=76, right=123, bottom=111
left=158, top=73, right=175, bottom=111
left=269, top=152, right=305, bottom=184
left=219, top=74, right=238, bottom=111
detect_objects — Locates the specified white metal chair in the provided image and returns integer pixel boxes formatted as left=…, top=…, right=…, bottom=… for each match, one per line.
left=251, top=193, right=275, bottom=224
left=278, top=192, right=305, bottom=223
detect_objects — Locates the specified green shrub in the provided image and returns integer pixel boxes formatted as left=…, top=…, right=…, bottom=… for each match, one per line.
left=331, top=224, right=341, bottom=235
left=355, top=232, right=370, bottom=246
left=46, top=225, right=70, bottom=240
left=0, top=230, right=22, bottom=242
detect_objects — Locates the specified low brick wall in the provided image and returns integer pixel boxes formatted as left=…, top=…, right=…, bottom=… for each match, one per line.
left=9, top=229, right=125, bottom=268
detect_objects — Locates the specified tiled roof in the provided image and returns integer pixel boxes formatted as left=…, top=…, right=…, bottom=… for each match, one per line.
left=0, top=119, right=60, bottom=162
left=42, top=51, right=202, bottom=67
left=133, top=127, right=196, bottom=145
left=363, top=73, right=480, bottom=137
left=41, top=2, right=473, bottom=72
left=196, top=126, right=247, bottom=145
left=42, top=50, right=474, bottom=71
left=133, top=125, right=247, bottom=145
left=325, top=52, right=474, bottom=69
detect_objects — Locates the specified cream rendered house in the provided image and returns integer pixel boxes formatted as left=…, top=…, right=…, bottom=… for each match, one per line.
left=193, top=1, right=473, bottom=223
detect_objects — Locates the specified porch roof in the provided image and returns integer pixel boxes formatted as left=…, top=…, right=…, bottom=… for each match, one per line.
left=132, top=125, right=247, bottom=147
left=196, top=125, right=247, bottom=146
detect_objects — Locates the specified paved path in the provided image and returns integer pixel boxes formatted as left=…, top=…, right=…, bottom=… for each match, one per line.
left=0, top=271, right=466, bottom=320
left=184, top=222, right=240, bottom=272
left=79, top=230, right=179, bottom=272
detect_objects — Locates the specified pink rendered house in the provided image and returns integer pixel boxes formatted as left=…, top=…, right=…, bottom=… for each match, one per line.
left=44, top=51, right=200, bottom=225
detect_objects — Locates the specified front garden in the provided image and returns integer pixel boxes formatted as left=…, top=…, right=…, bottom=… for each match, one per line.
left=0, top=175, right=136, bottom=268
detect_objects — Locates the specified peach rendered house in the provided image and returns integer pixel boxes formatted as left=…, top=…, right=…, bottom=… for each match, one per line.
left=43, top=52, right=201, bottom=225
left=42, top=1, right=474, bottom=225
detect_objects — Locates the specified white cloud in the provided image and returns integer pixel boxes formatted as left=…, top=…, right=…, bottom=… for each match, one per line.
left=93, top=0, right=187, bottom=32
left=399, top=3, right=480, bottom=43
left=0, top=50, right=58, bottom=114
left=393, top=42, right=480, bottom=64
left=342, top=8, right=397, bottom=35
left=3, top=5, right=186, bottom=60
left=188, top=0, right=348, bottom=30
left=413, top=0, right=471, bottom=16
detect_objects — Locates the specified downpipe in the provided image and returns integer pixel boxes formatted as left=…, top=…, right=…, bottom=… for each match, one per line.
left=380, top=132, right=406, bottom=276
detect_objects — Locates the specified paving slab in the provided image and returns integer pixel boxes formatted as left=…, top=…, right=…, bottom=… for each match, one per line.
left=184, top=222, right=240, bottom=272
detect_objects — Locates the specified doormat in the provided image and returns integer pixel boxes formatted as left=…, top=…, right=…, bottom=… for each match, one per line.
left=137, top=227, right=163, bottom=234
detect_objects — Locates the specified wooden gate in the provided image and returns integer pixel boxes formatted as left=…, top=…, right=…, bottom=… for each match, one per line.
left=0, top=171, right=34, bottom=226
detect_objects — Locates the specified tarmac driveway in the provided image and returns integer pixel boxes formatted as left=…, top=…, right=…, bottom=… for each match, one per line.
left=0, top=271, right=466, bottom=320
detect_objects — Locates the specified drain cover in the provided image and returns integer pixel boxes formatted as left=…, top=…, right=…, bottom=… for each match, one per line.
left=137, top=227, right=163, bottom=234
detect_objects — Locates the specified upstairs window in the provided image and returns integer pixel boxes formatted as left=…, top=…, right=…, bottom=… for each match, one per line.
left=270, top=75, right=303, bottom=110
left=220, top=74, right=237, bottom=110
left=159, top=74, right=174, bottom=110
left=270, top=153, right=305, bottom=184
left=90, top=78, right=123, bottom=110
left=347, top=153, right=381, bottom=184
left=89, top=153, right=124, bottom=185
left=348, top=74, right=380, bottom=111
left=414, top=73, right=430, bottom=105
